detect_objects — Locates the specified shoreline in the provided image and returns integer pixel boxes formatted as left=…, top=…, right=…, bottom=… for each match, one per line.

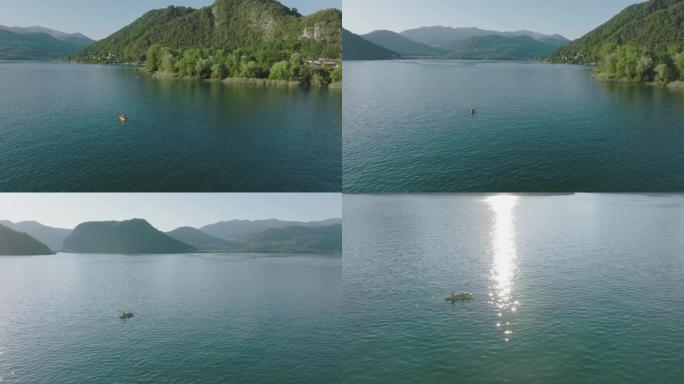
left=149, top=69, right=339, bottom=89
left=594, top=72, right=684, bottom=91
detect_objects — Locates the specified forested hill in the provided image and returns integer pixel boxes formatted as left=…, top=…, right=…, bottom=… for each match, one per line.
left=74, top=0, right=341, bottom=64
left=549, top=0, right=684, bottom=63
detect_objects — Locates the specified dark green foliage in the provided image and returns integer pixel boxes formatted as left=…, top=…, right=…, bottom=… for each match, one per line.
left=63, top=219, right=195, bottom=254
left=596, top=44, right=684, bottom=83
left=342, top=28, right=399, bottom=60
left=143, top=45, right=338, bottom=84
left=0, top=29, right=87, bottom=59
left=549, top=0, right=684, bottom=64
left=362, top=30, right=447, bottom=57
left=0, top=224, right=53, bottom=255
left=447, top=35, right=562, bottom=60
left=74, top=0, right=341, bottom=65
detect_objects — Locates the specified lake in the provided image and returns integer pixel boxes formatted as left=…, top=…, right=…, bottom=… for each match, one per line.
left=343, top=60, right=684, bottom=192
left=0, top=253, right=341, bottom=383
left=0, top=62, right=341, bottom=192
left=343, top=194, right=684, bottom=383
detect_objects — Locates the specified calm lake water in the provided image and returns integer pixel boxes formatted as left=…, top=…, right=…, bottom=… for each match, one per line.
left=0, top=62, right=341, bottom=192
left=343, top=194, right=684, bottom=383
left=0, top=253, right=341, bottom=383
left=343, top=61, right=684, bottom=192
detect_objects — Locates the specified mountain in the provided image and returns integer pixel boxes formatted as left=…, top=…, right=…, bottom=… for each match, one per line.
left=75, top=0, right=341, bottom=64
left=549, top=0, right=684, bottom=63
left=166, top=227, right=236, bottom=251
left=401, top=26, right=503, bottom=48
left=400, top=26, right=569, bottom=50
left=343, top=28, right=399, bottom=60
left=63, top=219, right=194, bottom=254
left=0, top=25, right=93, bottom=47
left=447, top=35, right=563, bottom=60
left=239, top=224, right=342, bottom=254
left=0, top=221, right=71, bottom=252
left=0, top=223, right=53, bottom=256
left=0, top=27, right=93, bottom=59
left=362, top=30, right=446, bottom=57
left=200, top=218, right=342, bottom=241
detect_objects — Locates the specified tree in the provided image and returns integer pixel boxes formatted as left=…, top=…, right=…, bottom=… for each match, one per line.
left=211, top=63, right=228, bottom=80
left=635, top=55, right=654, bottom=81
left=161, top=52, right=177, bottom=73
left=269, top=61, right=290, bottom=80
left=673, top=52, right=684, bottom=81
left=654, top=63, right=674, bottom=83
left=195, top=58, right=212, bottom=79
left=331, top=66, right=342, bottom=83
left=145, top=44, right=162, bottom=72
left=240, top=60, right=261, bottom=78
left=310, top=67, right=331, bottom=87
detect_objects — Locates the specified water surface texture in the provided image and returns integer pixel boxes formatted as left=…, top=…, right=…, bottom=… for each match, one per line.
left=343, top=194, right=684, bottom=383
left=0, top=253, right=341, bottom=383
left=343, top=61, right=684, bottom=192
left=0, top=62, right=341, bottom=191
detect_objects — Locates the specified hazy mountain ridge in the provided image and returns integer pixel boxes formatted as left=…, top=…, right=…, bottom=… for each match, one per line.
left=0, top=223, right=53, bottom=255
left=0, top=218, right=342, bottom=255
left=361, top=30, right=446, bottom=57
left=0, top=25, right=94, bottom=59
left=166, top=227, right=236, bottom=251
left=237, top=224, right=342, bottom=254
left=345, top=25, right=568, bottom=60
left=342, top=28, right=399, bottom=60
left=400, top=26, right=569, bottom=49
left=0, top=220, right=71, bottom=252
left=200, top=218, right=342, bottom=241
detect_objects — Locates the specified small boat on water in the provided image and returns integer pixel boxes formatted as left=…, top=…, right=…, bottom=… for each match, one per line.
left=118, top=113, right=128, bottom=123
left=446, top=293, right=474, bottom=302
left=120, top=311, right=134, bottom=320
left=468, top=107, right=477, bottom=116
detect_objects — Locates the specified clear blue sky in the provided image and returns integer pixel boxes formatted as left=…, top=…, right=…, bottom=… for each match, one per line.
left=0, top=0, right=340, bottom=40
left=0, top=193, right=341, bottom=231
left=344, top=0, right=643, bottom=40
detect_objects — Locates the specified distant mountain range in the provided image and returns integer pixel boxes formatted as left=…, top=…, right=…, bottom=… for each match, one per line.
left=0, top=223, right=53, bottom=255
left=548, top=0, right=684, bottom=63
left=344, top=26, right=569, bottom=60
left=0, top=218, right=341, bottom=255
left=0, top=25, right=93, bottom=59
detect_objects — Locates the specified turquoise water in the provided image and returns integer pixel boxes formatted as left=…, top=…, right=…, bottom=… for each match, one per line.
left=0, top=62, right=341, bottom=192
left=0, top=253, right=341, bottom=383
left=343, top=194, right=684, bottom=383
left=343, top=61, right=684, bottom=192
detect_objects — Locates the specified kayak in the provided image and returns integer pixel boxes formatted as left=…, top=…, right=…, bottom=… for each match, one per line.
left=446, top=293, right=474, bottom=301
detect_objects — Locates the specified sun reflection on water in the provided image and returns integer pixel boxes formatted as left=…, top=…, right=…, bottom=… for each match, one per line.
left=485, top=195, right=519, bottom=342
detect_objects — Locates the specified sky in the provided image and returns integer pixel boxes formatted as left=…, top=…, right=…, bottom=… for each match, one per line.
left=0, top=0, right=341, bottom=40
left=344, top=0, right=644, bottom=40
left=0, top=193, right=341, bottom=231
